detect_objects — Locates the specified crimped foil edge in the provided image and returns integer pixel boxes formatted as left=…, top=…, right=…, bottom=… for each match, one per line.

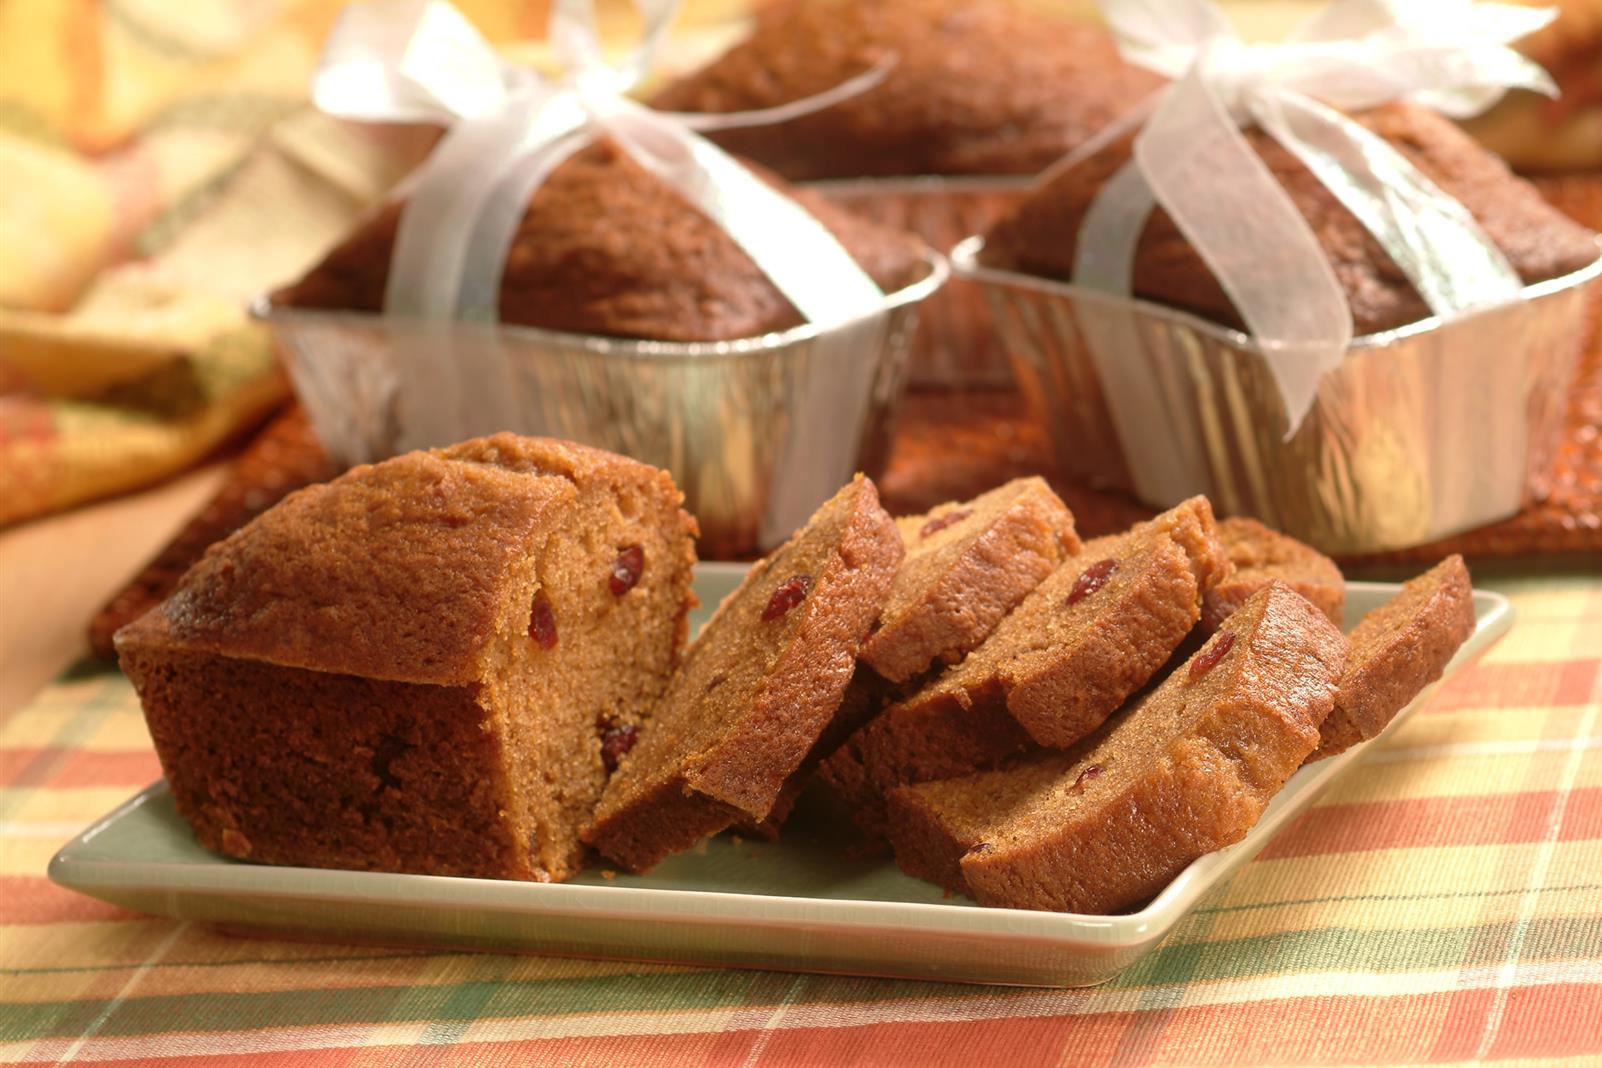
left=954, top=235, right=1602, bottom=553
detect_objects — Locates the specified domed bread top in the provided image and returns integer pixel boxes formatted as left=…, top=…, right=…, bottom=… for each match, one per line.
left=888, top=582, right=1348, bottom=913
left=1309, top=554, right=1475, bottom=762
left=275, top=139, right=932, bottom=342
left=585, top=474, right=903, bottom=873
left=120, top=434, right=685, bottom=687
left=1203, top=517, right=1345, bottom=633
left=982, top=102, right=1600, bottom=335
left=862, top=477, right=1080, bottom=683
left=650, top=0, right=1165, bottom=180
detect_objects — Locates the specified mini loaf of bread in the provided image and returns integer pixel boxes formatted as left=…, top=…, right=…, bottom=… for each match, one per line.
left=816, top=496, right=1228, bottom=842
left=1310, top=555, right=1475, bottom=761
left=650, top=0, right=1165, bottom=180
left=275, top=139, right=931, bottom=341
left=116, top=434, right=698, bottom=883
left=887, top=582, right=1349, bottom=913
left=585, top=475, right=902, bottom=872
left=982, top=102, right=1601, bottom=335
left=863, top=477, right=1080, bottom=684
left=1203, top=517, right=1345, bottom=632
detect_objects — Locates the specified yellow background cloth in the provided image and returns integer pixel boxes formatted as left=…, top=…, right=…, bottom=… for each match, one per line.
left=0, top=0, right=745, bottom=527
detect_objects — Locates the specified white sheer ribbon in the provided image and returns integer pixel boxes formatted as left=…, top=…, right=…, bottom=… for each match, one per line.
left=312, top=0, right=891, bottom=327
left=1078, top=0, right=1557, bottom=430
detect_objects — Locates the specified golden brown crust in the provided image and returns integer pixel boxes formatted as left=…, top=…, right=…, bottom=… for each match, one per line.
left=983, top=102, right=1601, bottom=335
left=275, top=139, right=931, bottom=342
left=1203, top=517, right=1345, bottom=633
left=862, top=477, right=1080, bottom=683
left=585, top=475, right=903, bottom=872
left=652, top=0, right=1164, bottom=180
left=1309, top=555, right=1475, bottom=761
left=116, top=448, right=572, bottom=686
left=115, top=434, right=699, bottom=883
left=891, top=583, right=1348, bottom=913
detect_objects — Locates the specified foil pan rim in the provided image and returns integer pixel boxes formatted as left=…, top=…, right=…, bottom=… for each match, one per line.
left=251, top=249, right=949, bottom=362
left=950, top=235, right=1602, bottom=352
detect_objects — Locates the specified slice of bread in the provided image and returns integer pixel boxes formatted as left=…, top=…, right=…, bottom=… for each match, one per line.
left=1309, top=555, right=1475, bottom=761
left=816, top=497, right=1228, bottom=843
left=863, top=477, right=1080, bottom=683
left=887, top=582, right=1348, bottom=913
left=584, top=475, right=902, bottom=872
left=1204, top=517, right=1345, bottom=632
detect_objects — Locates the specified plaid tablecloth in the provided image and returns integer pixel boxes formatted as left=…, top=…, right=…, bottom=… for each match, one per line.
left=2, top=569, right=1598, bottom=1066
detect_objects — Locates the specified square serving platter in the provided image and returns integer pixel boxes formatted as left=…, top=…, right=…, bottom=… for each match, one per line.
left=50, top=564, right=1512, bottom=988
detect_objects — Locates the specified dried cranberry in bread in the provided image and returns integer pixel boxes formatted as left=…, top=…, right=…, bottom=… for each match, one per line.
left=650, top=0, right=1165, bottom=180
left=115, top=435, right=697, bottom=883
left=982, top=102, right=1600, bottom=335
left=1203, top=517, right=1345, bottom=632
left=1309, top=555, right=1475, bottom=762
left=888, top=583, right=1348, bottom=912
left=816, top=497, right=1228, bottom=842
left=863, top=477, right=1080, bottom=683
left=275, top=139, right=930, bottom=342
left=585, top=475, right=902, bottom=872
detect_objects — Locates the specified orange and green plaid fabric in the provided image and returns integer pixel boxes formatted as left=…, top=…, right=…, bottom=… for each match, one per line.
left=1, top=568, right=1598, bottom=1065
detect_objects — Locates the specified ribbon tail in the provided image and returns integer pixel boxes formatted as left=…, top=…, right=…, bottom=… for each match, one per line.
left=314, top=0, right=511, bottom=122
left=599, top=99, right=886, bottom=328
left=671, top=59, right=897, bottom=133
left=1134, top=64, right=1352, bottom=432
left=1252, top=89, right=1523, bottom=323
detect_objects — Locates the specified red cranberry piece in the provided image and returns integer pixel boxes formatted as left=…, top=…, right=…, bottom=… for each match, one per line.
left=608, top=545, right=644, bottom=596
left=1189, top=631, right=1236, bottom=680
left=762, top=575, right=813, bottom=622
left=920, top=509, right=972, bottom=539
left=529, top=596, right=558, bottom=650
left=1072, top=764, right=1104, bottom=791
left=1067, top=559, right=1118, bottom=605
left=601, top=725, right=640, bottom=772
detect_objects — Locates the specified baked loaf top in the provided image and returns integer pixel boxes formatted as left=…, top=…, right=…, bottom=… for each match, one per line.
left=1203, top=517, right=1345, bottom=632
left=275, top=139, right=932, bottom=342
left=861, top=477, right=1080, bottom=683
left=117, top=434, right=691, bottom=687
left=982, top=102, right=1601, bottom=335
left=889, top=582, right=1348, bottom=913
left=585, top=474, right=902, bottom=871
left=1311, top=554, right=1475, bottom=761
left=650, top=0, right=1165, bottom=180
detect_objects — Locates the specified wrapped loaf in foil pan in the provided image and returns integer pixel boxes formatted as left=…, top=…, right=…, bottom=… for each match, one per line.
left=953, top=236, right=1602, bottom=554
left=257, top=252, right=947, bottom=559
left=810, top=178, right=1032, bottom=390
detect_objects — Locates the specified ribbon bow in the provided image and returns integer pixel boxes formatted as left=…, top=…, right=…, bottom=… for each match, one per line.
left=313, top=0, right=890, bottom=326
left=1076, top=0, right=1557, bottom=430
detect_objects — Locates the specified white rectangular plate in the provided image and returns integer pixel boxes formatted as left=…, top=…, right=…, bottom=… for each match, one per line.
left=50, top=567, right=1512, bottom=988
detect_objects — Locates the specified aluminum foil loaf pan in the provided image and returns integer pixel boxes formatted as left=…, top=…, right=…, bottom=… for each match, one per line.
left=952, top=235, right=1602, bottom=554
left=257, top=251, right=948, bottom=560
left=809, top=177, right=1032, bottom=391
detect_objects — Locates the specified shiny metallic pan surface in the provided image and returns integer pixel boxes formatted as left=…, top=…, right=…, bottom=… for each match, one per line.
left=953, top=236, right=1602, bottom=553
left=257, top=252, right=948, bottom=559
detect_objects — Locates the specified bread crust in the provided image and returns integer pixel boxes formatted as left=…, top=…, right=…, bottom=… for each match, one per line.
left=585, top=475, right=903, bottom=872
left=1309, top=554, right=1475, bottom=761
left=275, top=140, right=931, bottom=342
left=983, top=102, right=1601, bottom=335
